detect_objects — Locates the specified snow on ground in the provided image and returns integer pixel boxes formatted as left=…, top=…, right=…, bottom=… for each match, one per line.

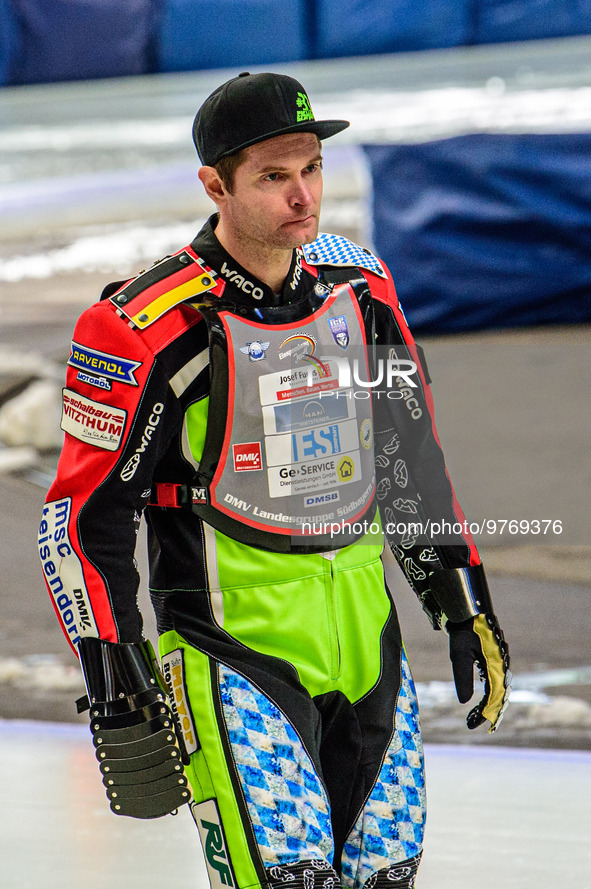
left=0, top=379, right=62, bottom=449
left=1, top=81, right=591, bottom=165
left=2, top=653, right=590, bottom=741
left=0, top=346, right=63, bottom=454
left=0, top=199, right=365, bottom=282
left=0, top=220, right=203, bottom=281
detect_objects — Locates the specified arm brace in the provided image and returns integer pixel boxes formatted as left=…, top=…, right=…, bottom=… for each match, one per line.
left=428, top=563, right=494, bottom=626
left=78, top=637, right=191, bottom=819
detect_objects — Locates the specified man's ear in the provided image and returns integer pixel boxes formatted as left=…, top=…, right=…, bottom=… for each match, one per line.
left=199, top=166, right=227, bottom=205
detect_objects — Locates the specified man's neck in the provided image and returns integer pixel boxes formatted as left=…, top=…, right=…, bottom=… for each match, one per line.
left=214, top=218, right=293, bottom=295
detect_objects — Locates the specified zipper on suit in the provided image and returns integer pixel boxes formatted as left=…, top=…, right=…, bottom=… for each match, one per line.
left=323, top=552, right=342, bottom=682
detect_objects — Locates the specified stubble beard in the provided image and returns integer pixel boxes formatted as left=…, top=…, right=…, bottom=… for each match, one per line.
left=229, top=197, right=319, bottom=256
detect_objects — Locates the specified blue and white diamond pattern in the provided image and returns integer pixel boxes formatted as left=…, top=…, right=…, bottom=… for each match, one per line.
left=341, top=653, right=426, bottom=889
left=219, top=664, right=334, bottom=867
left=303, top=234, right=386, bottom=278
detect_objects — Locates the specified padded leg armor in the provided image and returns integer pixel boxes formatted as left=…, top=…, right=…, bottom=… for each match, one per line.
left=77, top=636, right=191, bottom=818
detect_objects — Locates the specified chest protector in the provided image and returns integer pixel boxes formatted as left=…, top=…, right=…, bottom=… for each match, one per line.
left=188, top=272, right=378, bottom=553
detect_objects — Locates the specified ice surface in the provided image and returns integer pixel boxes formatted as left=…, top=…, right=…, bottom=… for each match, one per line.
left=1, top=720, right=589, bottom=889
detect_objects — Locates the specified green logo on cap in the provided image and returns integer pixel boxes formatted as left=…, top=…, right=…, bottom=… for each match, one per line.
left=296, top=92, right=314, bottom=123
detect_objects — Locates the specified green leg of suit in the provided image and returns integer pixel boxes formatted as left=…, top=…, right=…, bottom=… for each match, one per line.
left=158, top=521, right=425, bottom=889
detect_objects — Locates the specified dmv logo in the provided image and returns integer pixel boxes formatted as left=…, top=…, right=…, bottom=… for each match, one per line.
left=232, top=442, right=262, bottom=472
left=68, top=342, right=141, bottom=386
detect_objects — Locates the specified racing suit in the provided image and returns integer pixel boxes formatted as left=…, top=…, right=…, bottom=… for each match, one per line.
left=40, top=216, right=493, bottom=889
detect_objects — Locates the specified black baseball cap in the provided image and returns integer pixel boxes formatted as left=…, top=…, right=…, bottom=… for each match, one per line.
left=192, top=72, right=349, bottom=166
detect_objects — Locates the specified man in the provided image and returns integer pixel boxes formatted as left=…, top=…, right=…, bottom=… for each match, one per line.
left=39, top=72, right=510, bottom=889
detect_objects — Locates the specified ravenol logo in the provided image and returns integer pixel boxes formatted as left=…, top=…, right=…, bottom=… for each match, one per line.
left=68, top=342, right=141, bottom=386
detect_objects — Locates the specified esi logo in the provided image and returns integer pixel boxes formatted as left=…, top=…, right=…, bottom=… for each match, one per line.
left=291, top=424, right=341, bottom=462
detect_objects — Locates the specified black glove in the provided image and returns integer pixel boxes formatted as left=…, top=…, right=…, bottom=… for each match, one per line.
left=77, top=636, right=192, bottom=818
left=446, top=613, right=511, bottom=732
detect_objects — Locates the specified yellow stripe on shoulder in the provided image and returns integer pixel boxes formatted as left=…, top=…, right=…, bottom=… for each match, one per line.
left=110, top=250, right=217, bottom=329
left=128, top=273, right=216, bottom=329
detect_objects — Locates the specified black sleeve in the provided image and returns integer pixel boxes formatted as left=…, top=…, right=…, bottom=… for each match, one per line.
left=370, top=281, right=482, bottom=624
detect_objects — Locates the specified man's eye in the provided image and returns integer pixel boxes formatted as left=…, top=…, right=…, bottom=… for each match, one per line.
left=265, top=172, right=279, bottom=181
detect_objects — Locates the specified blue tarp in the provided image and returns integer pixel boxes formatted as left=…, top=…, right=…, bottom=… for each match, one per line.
left=0, top=0, right=19, bottom=85
left=363, top=135, right=591, bottom=332
left=314, top=0, right=469, bottom=57
left=471, top=0, right=591, bottom=45
left=2, top=0, right=591, bottom=86
left=156, top=0, right=306, bottom=73
left=8, top=0, right=157, bottom=85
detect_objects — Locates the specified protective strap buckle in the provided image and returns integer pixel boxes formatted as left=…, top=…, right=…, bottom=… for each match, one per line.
left=149, top=483, right=182, bottom=508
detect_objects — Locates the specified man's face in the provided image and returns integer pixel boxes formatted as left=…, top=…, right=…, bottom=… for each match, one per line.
left=220, top=132, right=323, bottom=251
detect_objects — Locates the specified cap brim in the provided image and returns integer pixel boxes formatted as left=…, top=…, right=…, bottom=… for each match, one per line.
left=214, top=119, right=350, bottom=164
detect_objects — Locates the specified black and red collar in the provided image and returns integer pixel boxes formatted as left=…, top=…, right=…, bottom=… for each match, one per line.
left=190, top=215, right=317, bottom=308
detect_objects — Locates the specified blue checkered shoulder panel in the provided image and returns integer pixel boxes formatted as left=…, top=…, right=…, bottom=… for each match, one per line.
left=302, top=234, right=386, bottom=279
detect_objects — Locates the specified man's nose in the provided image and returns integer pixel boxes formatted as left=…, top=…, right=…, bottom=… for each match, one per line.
left=289, top=176, right=313, bottom=207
